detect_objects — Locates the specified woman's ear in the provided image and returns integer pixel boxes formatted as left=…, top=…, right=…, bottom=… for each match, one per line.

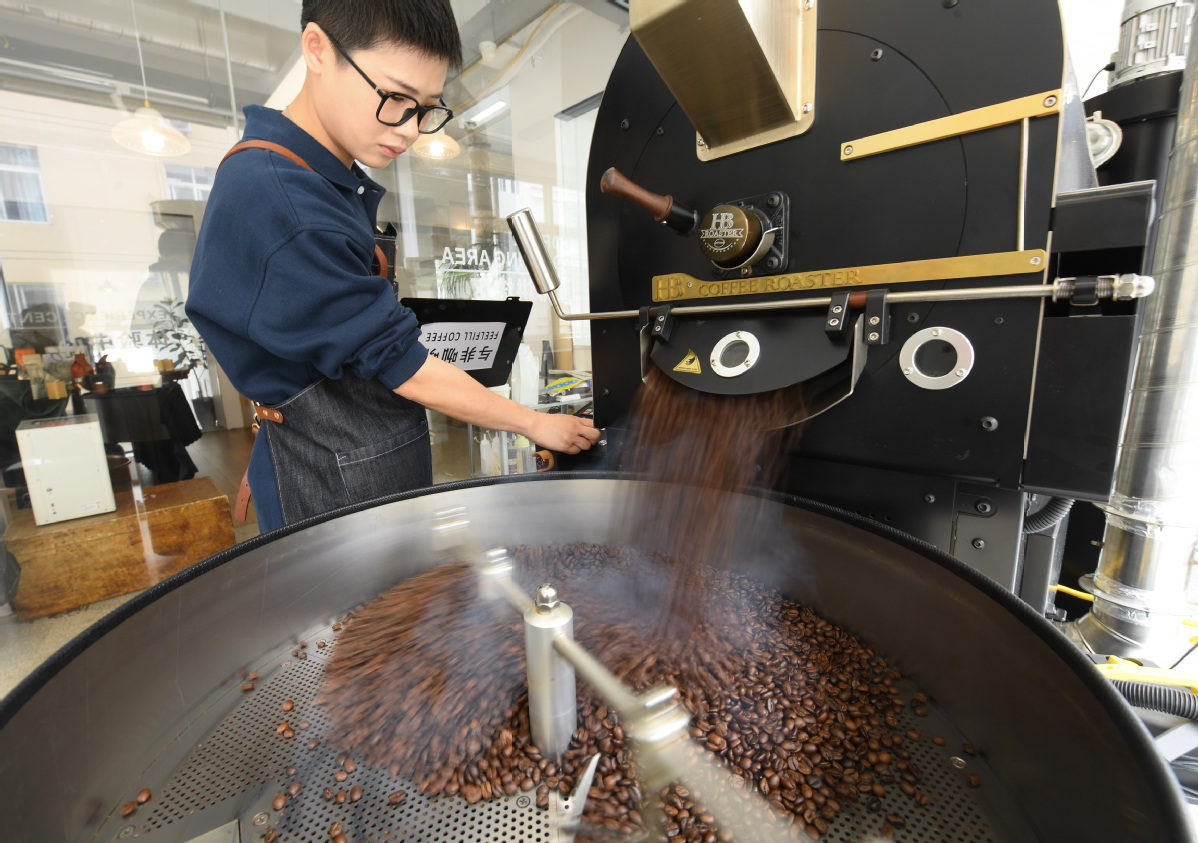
left=301, top=22, right=332, bottom=76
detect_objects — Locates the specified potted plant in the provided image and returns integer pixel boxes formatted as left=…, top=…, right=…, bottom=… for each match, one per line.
left=149, top=298, right=216, bottom=429
left=437, top=265, right=477, bottom=300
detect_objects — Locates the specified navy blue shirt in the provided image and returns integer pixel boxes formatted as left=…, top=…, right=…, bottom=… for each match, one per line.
left=187, top=105, right=428, bottom=530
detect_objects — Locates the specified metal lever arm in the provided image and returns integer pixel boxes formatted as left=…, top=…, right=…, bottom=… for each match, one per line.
left=551, top=635, right=807, bottom=843
left=507, top=209, right=638, bottom=322
left=455, top=529, right=806, bottom=841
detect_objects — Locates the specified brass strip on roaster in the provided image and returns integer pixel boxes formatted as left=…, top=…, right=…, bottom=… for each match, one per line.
left=840, top=90, right=1062, bottom=161
left=650, top=250, right=1048, bottom=303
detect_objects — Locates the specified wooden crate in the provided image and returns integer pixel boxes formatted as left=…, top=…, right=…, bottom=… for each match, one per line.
left=6, top=477, right=235, bottom=620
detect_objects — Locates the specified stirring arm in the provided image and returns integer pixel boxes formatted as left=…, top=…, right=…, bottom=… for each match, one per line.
left=466, top=537, right=807, bottom=843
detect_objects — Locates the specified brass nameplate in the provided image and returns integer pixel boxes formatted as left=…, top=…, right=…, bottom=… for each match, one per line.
left=651, top=250, right=1047, bottom=302
left=841, top=90, right=1062, bottom=162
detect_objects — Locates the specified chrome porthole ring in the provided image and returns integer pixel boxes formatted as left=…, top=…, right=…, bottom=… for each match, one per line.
left=710, top=331, right=761, bottom=378
left=899, top=326, right=975, bottom=390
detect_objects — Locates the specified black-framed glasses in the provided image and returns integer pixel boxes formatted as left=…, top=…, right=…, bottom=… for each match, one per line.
left=327, top=34, right=453, bottom=133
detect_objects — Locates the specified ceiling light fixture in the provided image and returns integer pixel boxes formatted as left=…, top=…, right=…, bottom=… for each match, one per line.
left=111, top=0, right=190, bottom=157
left=411, top=133, right=461, bottom=160
left=464, top=100, right=509, bottom=128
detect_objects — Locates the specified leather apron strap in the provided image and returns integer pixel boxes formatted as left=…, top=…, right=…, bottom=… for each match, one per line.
left=220, top=140, right=389, bottom=276
left=221, top=140, right=313, bottom=171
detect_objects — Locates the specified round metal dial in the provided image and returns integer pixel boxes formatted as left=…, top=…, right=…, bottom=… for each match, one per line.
left=697, top=204, right=762, bottom=267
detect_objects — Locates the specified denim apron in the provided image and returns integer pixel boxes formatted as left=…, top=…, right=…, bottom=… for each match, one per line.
left=258, top=375, right=431, bottom=524
left=221, top=140, right=432, bottom=526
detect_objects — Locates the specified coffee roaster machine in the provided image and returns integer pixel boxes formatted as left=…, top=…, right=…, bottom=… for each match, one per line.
left=572, top=0, right=1187, bottom=661
left=0, top=1, right=1196, bottom=842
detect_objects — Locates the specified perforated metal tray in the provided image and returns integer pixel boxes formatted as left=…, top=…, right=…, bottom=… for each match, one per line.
left=101, top=618, right=1034, bottom=843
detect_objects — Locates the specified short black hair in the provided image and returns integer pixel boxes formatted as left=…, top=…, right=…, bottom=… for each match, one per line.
left=301, top=0, right=463, bottom=70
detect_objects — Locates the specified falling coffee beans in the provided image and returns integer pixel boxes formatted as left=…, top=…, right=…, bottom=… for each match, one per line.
left=120, top=801, right=136, bottom=818
left=282, top=700, right=294, bottom=712
left=135, top=789, right=151, bottom=805
left=271, top=793, right=285, bottom=811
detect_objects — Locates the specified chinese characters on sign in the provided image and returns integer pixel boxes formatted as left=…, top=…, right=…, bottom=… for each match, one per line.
left=419, top=322, right=505, bottom=372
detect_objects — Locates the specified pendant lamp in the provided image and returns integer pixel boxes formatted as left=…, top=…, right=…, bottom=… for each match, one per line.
left=411, top=133, right=461, bottom=160
left=111, top=1, right=190, bottom=157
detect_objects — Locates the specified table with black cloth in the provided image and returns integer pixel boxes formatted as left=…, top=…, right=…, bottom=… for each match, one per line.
left=82, top=382, right=201, bottom=482
left=0, top=379, right=68, bottom=467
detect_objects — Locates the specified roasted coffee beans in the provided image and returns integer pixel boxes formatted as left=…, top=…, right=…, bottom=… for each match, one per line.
left=321, top=544, right=931, bottom=842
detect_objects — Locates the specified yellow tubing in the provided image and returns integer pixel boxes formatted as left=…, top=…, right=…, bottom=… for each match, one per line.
left=1050, top=584, right=1095, bottom=602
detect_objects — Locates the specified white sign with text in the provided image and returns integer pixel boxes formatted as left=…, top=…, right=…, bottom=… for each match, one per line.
left=419, top=321, right=505, bottom=371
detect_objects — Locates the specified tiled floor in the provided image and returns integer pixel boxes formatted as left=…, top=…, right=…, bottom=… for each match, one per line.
left=0, top=416, right=472, bottom=700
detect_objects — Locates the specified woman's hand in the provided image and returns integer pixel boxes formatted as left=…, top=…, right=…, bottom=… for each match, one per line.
left=526, top=412, right=600, bottom=454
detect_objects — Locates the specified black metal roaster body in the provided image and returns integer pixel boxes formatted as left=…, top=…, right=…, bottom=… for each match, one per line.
left=587, top=0, right=1134, bottom=497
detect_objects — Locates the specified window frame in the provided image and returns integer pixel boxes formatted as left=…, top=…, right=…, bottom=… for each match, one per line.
left=0, top=143, right=51, bottom=224
left=164, top=163, right=217, bottom=202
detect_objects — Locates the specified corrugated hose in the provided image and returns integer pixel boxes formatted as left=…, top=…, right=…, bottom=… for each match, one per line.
left=1024, top=496, right=1075, bottom=534
left=1111, top=679, right=1198, bottom=720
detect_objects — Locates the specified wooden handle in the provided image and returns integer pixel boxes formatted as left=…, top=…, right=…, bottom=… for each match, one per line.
left=600, top=167, right=673, bottom=222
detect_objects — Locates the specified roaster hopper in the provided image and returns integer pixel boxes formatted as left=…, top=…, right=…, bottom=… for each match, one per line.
left=0, top=477, right=1187, bottom=842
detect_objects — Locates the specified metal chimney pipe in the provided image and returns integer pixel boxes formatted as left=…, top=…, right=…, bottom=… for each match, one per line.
left=1068, top=8, right=1198, bottom=664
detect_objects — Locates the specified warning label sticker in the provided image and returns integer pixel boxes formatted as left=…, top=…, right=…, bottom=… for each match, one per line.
left=673, top=350, right=702, bottom=374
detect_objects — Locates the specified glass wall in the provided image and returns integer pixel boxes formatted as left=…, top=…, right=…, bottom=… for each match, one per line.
left=0, top=1, right=629, bottom=688
left=0, top=0, right=628, bottom=430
